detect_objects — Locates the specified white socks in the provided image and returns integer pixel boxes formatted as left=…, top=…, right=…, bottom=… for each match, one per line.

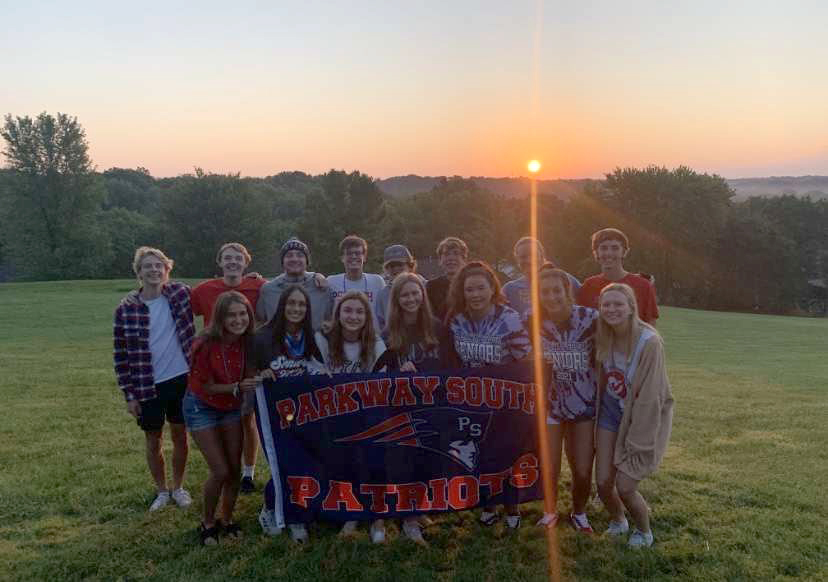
left=242, top=465, right=255, bottom=479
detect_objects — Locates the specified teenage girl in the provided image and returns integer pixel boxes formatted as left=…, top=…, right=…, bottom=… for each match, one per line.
left=183, top=291, right=258, bottom=545
left=444, top=261, right=530, bottom=529
left=316, top=290, right=388, bottom=543
left=595, top=283, right=673, bottom=548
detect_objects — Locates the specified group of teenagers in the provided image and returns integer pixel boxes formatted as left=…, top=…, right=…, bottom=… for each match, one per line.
left=112, top=227, right=674, bottom=550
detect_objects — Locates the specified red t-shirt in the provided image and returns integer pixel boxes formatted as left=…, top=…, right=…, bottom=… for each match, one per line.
left=576, top=273, right=659, bottom=324
left=191, top=277, right=265, bottom=326
left=187, top=337, right=246, bottom=410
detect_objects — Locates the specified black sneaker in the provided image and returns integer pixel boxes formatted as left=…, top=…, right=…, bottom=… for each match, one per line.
left=240, top=476, right=256, bottom=494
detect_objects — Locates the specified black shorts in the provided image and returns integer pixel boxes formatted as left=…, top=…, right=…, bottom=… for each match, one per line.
left=137, top=373, right=188, bottom=432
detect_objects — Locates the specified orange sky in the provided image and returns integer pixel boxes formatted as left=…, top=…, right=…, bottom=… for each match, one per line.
left=2, top=1, right=827, bottom=179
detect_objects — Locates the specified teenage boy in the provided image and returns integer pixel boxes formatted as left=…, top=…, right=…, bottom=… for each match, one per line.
left=113, top=247, right=194, bottom=512
left=256, top=237, right=333, bottom=330
left=503, top=237, right=581, bottom=317
left=426, top=237, right=468, bottom=320
left=374, top=244, right=422, bottom=331
left=326, top=235, right=386, bottom=304
left=576, top=228, right=659, bottom=324
left=191, top=242, right=264, bottom=494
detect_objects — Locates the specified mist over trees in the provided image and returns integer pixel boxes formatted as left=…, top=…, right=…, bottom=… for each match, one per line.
left=1, top=112, right=825, bottom=315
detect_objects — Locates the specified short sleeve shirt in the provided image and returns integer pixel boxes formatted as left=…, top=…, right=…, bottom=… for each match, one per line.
left=192, top=277, right=265, bottom=326
left=449, top=304, right=530, bottom=367
left=187, top=337, right=245, bottom=411
left=576, top=273, right=659, bottom=323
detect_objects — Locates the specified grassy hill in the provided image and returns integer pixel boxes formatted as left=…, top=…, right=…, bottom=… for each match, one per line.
left=1, top=280, right=826, bottom=581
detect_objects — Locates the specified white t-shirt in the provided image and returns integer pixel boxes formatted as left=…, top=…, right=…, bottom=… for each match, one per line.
left=315, top=332, right=386, bottom=373
left=327, top=273, right=386, bottom=305
left=145, top=296, right=189, bottom=384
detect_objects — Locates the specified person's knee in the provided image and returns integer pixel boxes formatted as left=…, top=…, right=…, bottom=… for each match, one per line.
left=616, top=475, right=638, bottom=499
left=169, top=425, right=188, bottom=447
left=145, top=431, right=163, bottom=453
left=596, top=476, right=615, bottom=498
left=572, top=467, right=592, bottom=491
left=211, top=463, right=232, bottom=484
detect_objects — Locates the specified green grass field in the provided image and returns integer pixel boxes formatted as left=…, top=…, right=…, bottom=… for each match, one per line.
left=1, top=280, right=826, bottom=581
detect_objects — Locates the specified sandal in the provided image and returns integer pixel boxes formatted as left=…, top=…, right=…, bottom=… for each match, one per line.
left=199, top=522, right=220, bottom=546
left=220, top=521, right=243, bottom=539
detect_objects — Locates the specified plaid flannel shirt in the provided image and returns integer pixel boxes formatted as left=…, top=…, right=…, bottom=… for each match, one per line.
left=113, top=281, right=194, bottom=402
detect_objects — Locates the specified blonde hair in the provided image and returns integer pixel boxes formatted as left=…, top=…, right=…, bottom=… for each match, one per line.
left=385, top=273, right=437, bottom=352
left=436, top=236, right=468, bottom=258
left=215, top=242, right=252, bottom=266
left=323, top=291, right=378, bottom=370
left=595, top=283, right=659, bottom=363
left=132, top=247, right=173, bottom=279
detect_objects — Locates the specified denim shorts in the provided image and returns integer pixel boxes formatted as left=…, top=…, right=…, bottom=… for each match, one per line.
left=597, top=400, right=622, bottom=432
left=183, top=391, right=241, bottom=432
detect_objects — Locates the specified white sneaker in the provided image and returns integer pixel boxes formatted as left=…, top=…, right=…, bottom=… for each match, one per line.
left=402, top=518, right=426, bottom=545
left=505, top=515, right=521, bottom=530
left=605, top=518, right=630, bottom=536
left=340, top=520, right=358, bottom=537
left=289, top=523, right=309, bottom=544
left=171, top=488, right=192, bottom=508
left=258, top=507, right=283, bottom=536
left=149, top=491, right=170, bottom=512
left=627, top=529, right=654, bottom=548
left=535, top=512, right=559, bottom=528
left=479, top=510, right=499, bottom=526
left=370, top=520, right=386, bottom=544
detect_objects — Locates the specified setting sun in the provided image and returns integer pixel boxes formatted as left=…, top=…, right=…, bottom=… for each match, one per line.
left=527, top=160, right=541, bottom=174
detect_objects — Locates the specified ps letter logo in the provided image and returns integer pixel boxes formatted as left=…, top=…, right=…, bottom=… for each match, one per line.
left=458, top=416, right=482, bottom=437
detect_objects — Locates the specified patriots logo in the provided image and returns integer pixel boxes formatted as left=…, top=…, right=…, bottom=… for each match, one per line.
left=336, top=408, right=493, bottom=471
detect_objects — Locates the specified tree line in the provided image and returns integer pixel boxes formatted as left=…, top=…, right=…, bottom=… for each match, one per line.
left=2, top=112, right=825, bottom=315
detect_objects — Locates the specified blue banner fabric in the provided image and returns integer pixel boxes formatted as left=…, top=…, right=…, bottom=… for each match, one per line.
left=255, top=362, right=543, bottom=526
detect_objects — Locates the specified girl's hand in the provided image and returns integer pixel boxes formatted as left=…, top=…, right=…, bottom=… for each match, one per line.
left=239, top=378, right=259, bottom=392
left=400, top=361, right=418, bottom=373
left=258, top=369, right=276, bottom=381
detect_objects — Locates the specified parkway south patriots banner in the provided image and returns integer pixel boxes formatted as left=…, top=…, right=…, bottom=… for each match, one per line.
left=255, top=363, right=545, bottom=526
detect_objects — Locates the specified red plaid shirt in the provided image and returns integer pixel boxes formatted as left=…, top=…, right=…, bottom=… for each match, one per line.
left=113, top=282, right=195, bottom=402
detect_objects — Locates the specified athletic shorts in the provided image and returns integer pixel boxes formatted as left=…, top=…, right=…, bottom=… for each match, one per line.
left=182, top=391, right=242, bottom=432
left=137, top=373, right=187, bottom=432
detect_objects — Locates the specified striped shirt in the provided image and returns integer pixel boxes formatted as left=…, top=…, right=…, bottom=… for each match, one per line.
left=113, top=282, right=195, bottom=402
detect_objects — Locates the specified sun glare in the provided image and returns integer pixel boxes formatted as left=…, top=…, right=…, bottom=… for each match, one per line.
left=527, top=159, right=541, bottom=174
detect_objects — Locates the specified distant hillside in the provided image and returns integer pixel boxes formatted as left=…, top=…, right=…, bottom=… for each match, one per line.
left=377, top=174, right=828, bottom=201
left=376, top=175, right=600, bottom=200
left=726, top=176, right=828, bottom=200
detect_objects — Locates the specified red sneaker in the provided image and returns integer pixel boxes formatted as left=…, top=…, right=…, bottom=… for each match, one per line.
left=569, top=513, right=594, bottom=533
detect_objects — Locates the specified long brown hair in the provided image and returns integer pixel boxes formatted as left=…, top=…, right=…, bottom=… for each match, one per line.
left=446, top=261, right=505, bottom=321
left=595, top=283, right=659, bottom=362
left=323, top=290, right=378, bottom=370
left=200, top=291, right=256, bottom=342
left=386, top=273, right=437, bottom=352
left=537, top=264, right=574, bottom=318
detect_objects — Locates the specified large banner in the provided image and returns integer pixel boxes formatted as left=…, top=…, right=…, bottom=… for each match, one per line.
left=255, top=363, right=544, bottom=526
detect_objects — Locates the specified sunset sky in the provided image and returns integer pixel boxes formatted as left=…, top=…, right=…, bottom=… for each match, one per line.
left=2, top=0, right=826, bottom=179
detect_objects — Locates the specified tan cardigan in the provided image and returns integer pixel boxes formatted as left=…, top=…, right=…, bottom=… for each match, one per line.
left=598, top=332, right=674, bottom=481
